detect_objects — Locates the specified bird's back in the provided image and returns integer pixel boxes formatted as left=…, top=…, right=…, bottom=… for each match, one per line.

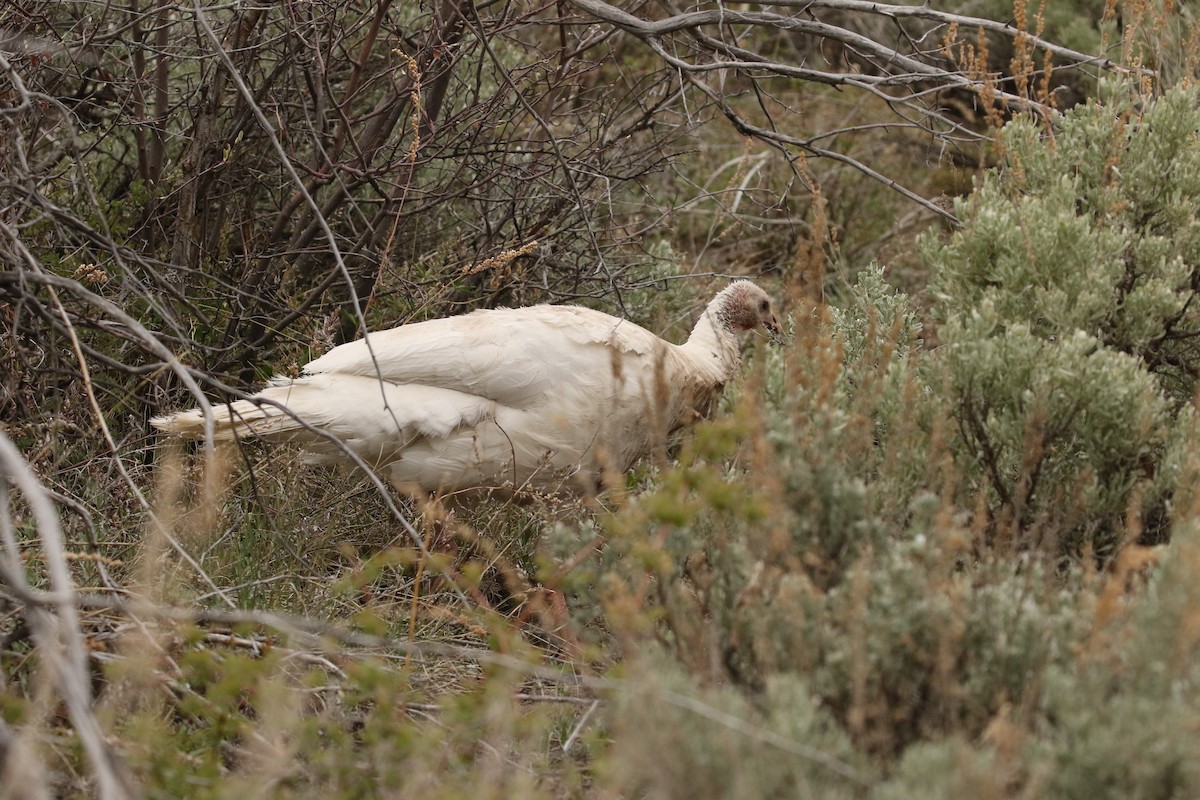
left=303, top=304, right=666, bottom=406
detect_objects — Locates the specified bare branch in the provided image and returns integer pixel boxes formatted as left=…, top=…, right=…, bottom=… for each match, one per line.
left=0, top=433, right=134, bottom=799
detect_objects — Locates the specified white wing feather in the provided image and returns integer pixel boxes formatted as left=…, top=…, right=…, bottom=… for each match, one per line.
left=303, top=305, right=663, bottom=405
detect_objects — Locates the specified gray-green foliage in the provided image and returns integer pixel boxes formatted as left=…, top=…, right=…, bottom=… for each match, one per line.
left=799, top=542, right=1085, bottom=756
left=928, top=83, right=1200, bottom=400
left=601, top=658, right=867, bottom=800
left=938, top=307, right=1169, bottom=550
left=924, top=83, right=1200, bottom=551
left=1023, top=523, right=1200, bottom=799
left=871, top=738, right=1006, bottom=800
left=768, top=265, right=928, bottom=584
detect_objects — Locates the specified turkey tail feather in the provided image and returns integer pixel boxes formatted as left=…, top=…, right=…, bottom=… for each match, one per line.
left=150, top=385, right=311, bottom=442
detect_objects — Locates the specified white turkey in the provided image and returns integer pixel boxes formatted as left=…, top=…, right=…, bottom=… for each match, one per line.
left=151, top=280, right=782, bottom=494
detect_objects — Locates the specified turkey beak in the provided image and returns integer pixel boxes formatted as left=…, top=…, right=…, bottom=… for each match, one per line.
left=765, top=314, right=788, bottom=346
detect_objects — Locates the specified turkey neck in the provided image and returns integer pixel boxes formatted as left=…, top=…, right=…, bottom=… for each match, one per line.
left=682, top=291, right=743, bottom=381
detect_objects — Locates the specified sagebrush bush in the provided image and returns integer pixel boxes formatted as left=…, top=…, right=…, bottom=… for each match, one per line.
left=593, top=267, right=1094, bottom=766
left=601, top=655, right=868, bottom=799
left=1020, top=521, right=1200, bottom=799
left=595, top=85, right=1200, bottom=789
left=936, top=307, right=1170, bottom=553
left=923, top=82, right=1200, bottom=553
left=927, top=84, right=1200, bottom=390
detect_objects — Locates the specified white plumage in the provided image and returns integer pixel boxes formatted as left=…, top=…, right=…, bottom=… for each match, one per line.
left=152, top=280, right=781, bottom=494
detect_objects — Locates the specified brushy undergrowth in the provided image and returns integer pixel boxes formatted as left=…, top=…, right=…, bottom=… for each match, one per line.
left=11, top=84, right=1200, bottom=800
